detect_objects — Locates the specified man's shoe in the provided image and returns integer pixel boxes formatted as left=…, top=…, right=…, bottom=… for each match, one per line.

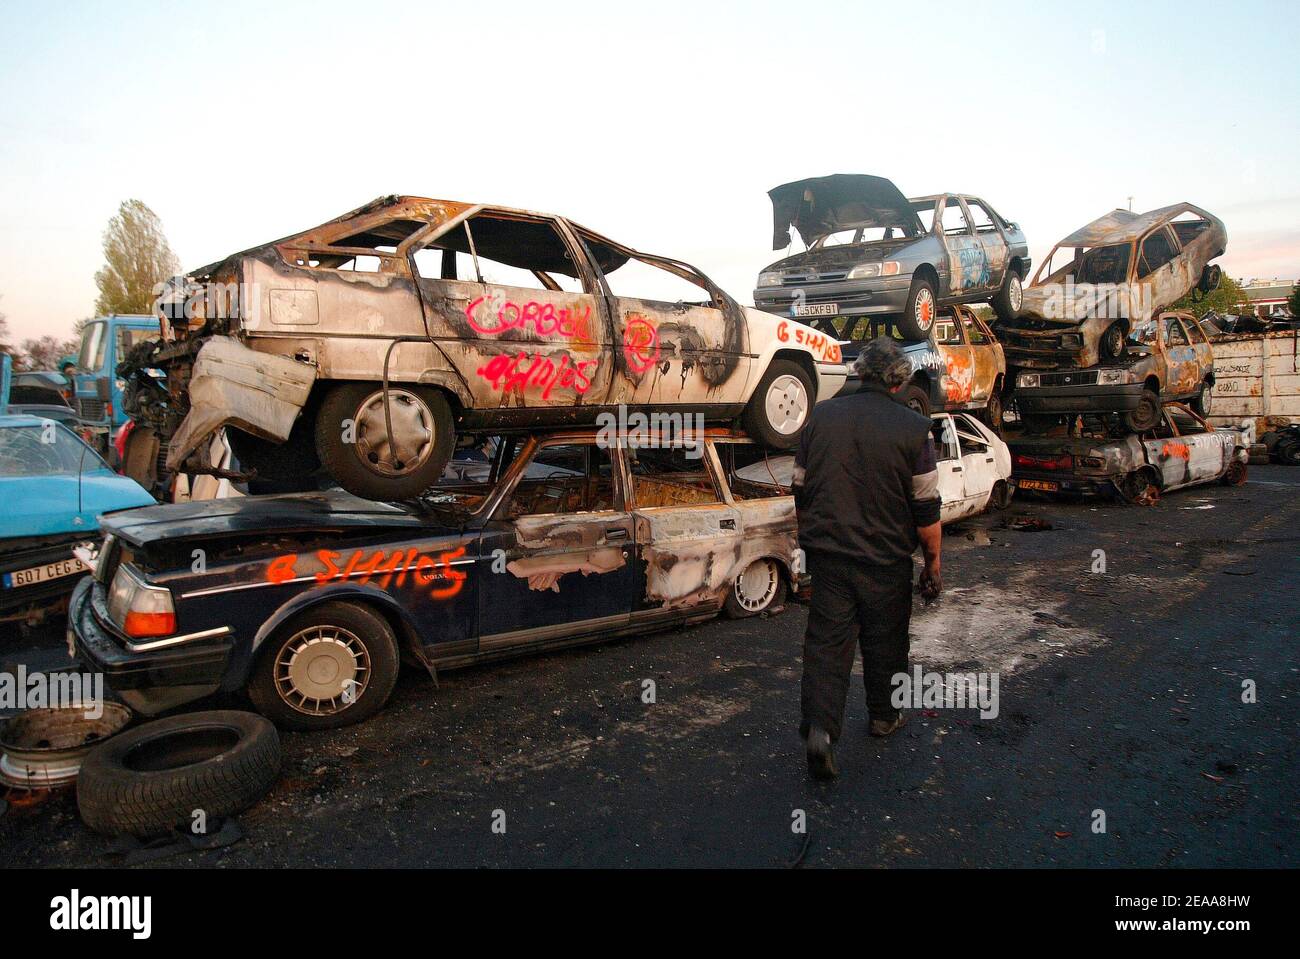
left=869, top=711, right=908, bottom=738
left=805, top=726, right=838, bottom=780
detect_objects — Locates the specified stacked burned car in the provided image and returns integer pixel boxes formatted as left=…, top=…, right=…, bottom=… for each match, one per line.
left=124, top=196, right=847, bottom=501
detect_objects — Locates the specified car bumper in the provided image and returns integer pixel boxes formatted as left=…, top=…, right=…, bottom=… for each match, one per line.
left=68, top=577, right=234, bottom=716
left=1012, top=471, right=1118, bottom=497
left=1016, top=382, right=1145, bottom=414
left=754, top=275, right=912, bottom=319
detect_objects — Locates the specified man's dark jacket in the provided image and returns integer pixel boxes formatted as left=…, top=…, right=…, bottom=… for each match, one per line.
left=794, top=382, right=941, bottom=565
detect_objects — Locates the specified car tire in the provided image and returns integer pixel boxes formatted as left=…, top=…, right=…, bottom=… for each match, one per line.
left=1121, top=467, right=1161, bottom=505
left=897, top=275, right=939, bottom=341
left=723, top=558, right=787, bottom=619
left=1199, top=264, right=1222, bottom=294
left=1123, top=389, right=1161, bottom=433
left=990, top=480, right=1012, bottom=510
left=992, top=269, right=1023, bottom=321
left=248, top=601, right=401, bottom=732
left=1190, top=380, right=1213, bottom=417
left=1099, top=322, right=1127, bottom=362
left=1221, top=459, right=1248, bottom=486
left=900, top=382, right=931, bottom=417
left=1277, top=439, right=1300, bottom=466
left=978, top=388, right=1004, bottom=435
left=315, top=383, right=454, bottom=500
left=77, top=710, right=281, bottom=839
left=742, top=359, right=814, bottom=449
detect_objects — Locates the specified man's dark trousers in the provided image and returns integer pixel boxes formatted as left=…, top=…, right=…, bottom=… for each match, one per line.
left=800, top=550, right=914, bottom=741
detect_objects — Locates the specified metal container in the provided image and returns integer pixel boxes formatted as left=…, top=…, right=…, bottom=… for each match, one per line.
left=0, top=703, right=133, bottom=788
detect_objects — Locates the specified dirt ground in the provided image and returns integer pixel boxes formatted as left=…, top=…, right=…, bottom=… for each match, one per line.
left=3, top=466, right=1297, bottom=868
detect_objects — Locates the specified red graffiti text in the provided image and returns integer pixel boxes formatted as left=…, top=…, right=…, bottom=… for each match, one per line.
left=266, top=546, right=468, bottom=600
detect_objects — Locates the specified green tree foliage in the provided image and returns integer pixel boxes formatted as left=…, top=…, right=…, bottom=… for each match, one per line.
left=1171, top=273, right=1249, bottom=318
left=1288, top=281, right=1300, bottom=317
left=93, top=199, right=180, bottom=317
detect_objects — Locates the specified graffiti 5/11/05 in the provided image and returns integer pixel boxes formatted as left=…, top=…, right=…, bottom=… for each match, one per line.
left=266, top=546, right=467, bottom=599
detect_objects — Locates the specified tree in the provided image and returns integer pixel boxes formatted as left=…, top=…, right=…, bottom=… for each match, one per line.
left=1171, top=273, right=1249, bottom=318
left=93, top=199, right=180, bottom=317
left=19, top=336, right=66, bottom=370
left=1288, top=281, right=1300, bottom=318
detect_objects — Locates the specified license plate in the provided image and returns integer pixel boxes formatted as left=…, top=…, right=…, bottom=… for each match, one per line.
left=1018, top=479, right=1060, bottom=493
left=3, top=557, right=90, bottom=589
left=793, top=302, right=838, bottom=318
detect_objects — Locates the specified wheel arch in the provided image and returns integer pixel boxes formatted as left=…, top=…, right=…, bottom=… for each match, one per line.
left=249, top=584, right=432, bottom=678
left=771, top=349, right=819, bottom=399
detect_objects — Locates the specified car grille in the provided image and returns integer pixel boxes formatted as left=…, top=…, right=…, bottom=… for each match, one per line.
left=781, top=272, right=847, bottom=285
left=1037, top=370, right=1099, bottom=387
left=77, top=397, right=106, bottom=420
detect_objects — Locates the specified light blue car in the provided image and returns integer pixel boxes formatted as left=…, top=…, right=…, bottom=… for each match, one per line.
left=0, top=413, right=155, bottom=621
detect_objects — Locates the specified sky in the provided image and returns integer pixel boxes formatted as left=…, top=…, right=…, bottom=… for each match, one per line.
left=1, top=0, right=1297, bottom=346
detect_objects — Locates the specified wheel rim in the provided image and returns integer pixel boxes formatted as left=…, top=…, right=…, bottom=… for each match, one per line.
left=764, top=374, right=809, bottom=436
left=915, top=288, right=935, bottom=332
left=1008, top=274, right=1022, bottom=312
left=1104, top=325, right=1122, bottom=357
left=353, top=389, right=436, bottom=477
left=1200, top=384, right=1212, bottom=413
left=275, top=625, right=370, bottom=716
left=734, top=559, right=779, bottom=613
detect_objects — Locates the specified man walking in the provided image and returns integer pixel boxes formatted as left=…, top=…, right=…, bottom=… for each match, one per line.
left=793, top=337, right=943, bottom=779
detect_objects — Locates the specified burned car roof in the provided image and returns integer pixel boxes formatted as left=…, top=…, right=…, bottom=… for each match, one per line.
left=188, top=194, right=633, bottom=280
left=768, top=174, right=922, bottom=249
left=1057, top=203, right=1220, bottom=247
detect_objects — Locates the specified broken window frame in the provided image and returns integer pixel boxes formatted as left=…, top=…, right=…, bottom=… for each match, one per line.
left=571, top=227, right=736, bottom=317
left=625, top=439, right=727, bottom=510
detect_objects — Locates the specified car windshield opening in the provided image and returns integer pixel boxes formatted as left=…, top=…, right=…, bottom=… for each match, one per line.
left=0, top=425, right=104, bottom=477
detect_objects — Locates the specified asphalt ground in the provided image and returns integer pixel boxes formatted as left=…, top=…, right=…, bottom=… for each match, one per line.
left=3, top=465, right=1296, bottom=868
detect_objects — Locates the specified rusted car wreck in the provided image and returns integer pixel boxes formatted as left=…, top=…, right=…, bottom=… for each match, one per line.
left=123, top=196, right=847, bottom=500
left=994, top=203, right=1226, bottom=369
left=70, top=427, right=803, bottom=730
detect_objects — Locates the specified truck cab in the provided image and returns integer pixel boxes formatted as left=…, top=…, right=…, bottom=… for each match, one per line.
left=73, top=315, right=160, bottom=458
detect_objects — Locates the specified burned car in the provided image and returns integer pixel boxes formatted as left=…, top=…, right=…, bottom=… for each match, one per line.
left=1010, top=402, right=1247, bottom=502
left=1014, top=311, right=1215, bottom=433
left=754, top=175, right=1030, bottom=341
left=70, top=427, right=804, bottom=730
left=126, top=196, right=847, bottom=501
left=995, top=203, right=1226, bottom=368
left=833, top=305, right=1007, bottom=422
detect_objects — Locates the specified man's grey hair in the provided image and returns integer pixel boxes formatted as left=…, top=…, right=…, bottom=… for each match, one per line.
left=852, top=336, right=913, bottom=390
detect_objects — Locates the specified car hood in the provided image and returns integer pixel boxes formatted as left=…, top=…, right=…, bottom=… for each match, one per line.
left=101, top=490, right=438, bottom=547
left=768, top=174, right=922, bottom=249
left=760, top=238, right=918, bottom=274
left=0, top=471, right=155, bottom=540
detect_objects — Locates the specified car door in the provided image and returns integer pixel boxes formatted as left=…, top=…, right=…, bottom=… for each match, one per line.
left=475, top=438, right=635, bottom=649
left=939, top=197, right=988, bottom=297
left=411, top=210, right=617, bottom=413
left=964, top=198, right=1009, bottom=293
left=959, top=307, right=1004, bottom=407
left=1184, top=314, right=1214, bottom=383
left=576, top=231, right=753, bottom=410
left=1146, top=409, right=1197, bottom=490
left=1167, top=408, right=1229, bottom=484
left=627, top=442, right=742, bottom=611
left=931, top=311, right=976, bottom=407
left=952, top=414, right=998, bottom=511
left=1161, top=316, right=1201, bottom=397
left=930, top=414, right=972, bottom=522
left=1135, top=226, right=1185, bottom=319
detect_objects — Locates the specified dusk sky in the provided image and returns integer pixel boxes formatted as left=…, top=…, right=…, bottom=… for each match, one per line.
left=1, top=0, right=1297, bottom=344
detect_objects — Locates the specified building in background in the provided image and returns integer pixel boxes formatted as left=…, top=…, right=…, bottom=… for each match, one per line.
left=1239, top=278, right=1295, bottom=317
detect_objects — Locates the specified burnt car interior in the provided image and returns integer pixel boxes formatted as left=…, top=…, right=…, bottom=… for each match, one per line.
left=628, top=446, right=722, bottom=508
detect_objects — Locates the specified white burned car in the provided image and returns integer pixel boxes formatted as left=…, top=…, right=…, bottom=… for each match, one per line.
left=735, top=410, right=1012, bottom=524
left=128, top=196, right=847, bottom=500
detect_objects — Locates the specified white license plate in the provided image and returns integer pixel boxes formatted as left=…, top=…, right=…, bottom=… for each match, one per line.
left=3, top=556, right=90, bottom=589
left=793, top=302, right=838, bottom=318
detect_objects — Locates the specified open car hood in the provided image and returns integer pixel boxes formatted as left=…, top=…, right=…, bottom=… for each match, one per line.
left=768, top=174, right=922, bottom=249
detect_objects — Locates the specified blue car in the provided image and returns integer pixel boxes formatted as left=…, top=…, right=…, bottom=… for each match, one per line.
left=0, top=414, right=155, bottom=622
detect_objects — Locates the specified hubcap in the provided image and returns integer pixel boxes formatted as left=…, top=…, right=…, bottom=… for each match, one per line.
left=1201, top=385, right=1211, bottom=413
left=353, top=389, right=436, bottom=477
left=734, top=559, right=779, bottom=612
left=275, top=626, right=370, bottom=716
left=765, top=374, right=809, bottom=435
left=915, top=289, right=935, bottom=330
left=1008, top=274, right=1023, bottom=312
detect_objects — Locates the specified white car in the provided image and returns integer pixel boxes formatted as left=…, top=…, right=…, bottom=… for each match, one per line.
left=734, top=410, right=1012, bottom=523
left=929, top=411, right=1013, bottom=523
left=130, top=195, right=849, bottom=500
